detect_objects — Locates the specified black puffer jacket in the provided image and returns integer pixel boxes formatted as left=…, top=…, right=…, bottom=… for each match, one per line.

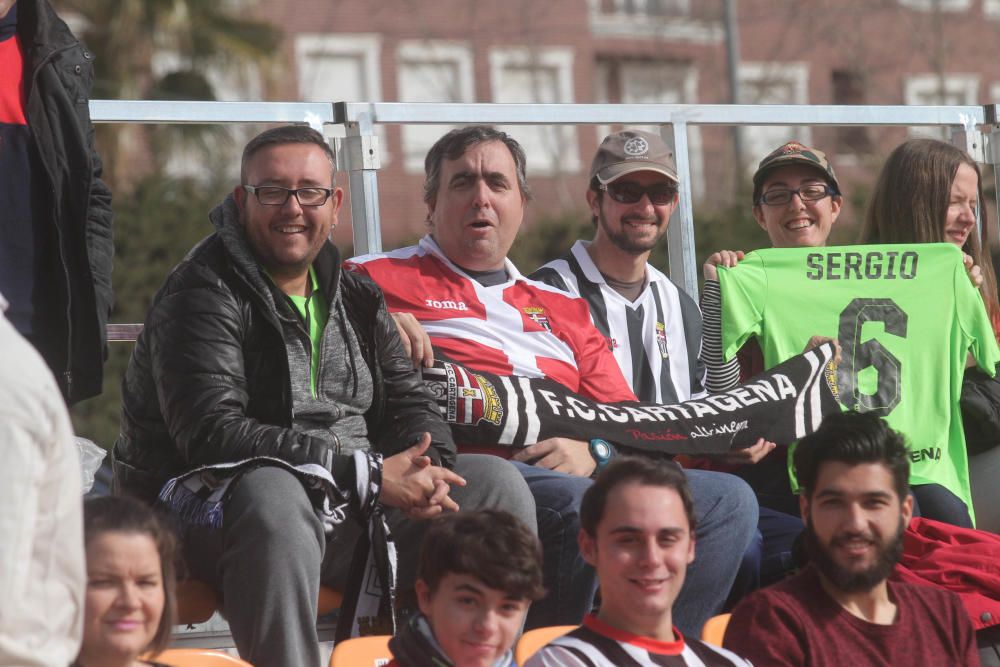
left=112, top=202, right=454, bottom=504
left=21, top=0, right=114, bottom=404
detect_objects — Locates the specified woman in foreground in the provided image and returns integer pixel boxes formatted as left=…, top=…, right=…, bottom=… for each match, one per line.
left=73, top=496, right=178, bottom=667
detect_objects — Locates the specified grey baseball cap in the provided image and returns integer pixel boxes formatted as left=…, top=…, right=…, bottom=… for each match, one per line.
left=752, top=141, right=841, bottom=203
left=590, top=130, right=679, bottom=185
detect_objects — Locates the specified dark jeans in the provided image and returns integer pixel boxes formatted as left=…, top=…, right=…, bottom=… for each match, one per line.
left=911, top=483, right=973, bottom=528
left=726, top=506, right=804, bottom=610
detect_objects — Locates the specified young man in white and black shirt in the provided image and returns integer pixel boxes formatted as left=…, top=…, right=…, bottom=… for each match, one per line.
left=531, top=130, right=721, bottom=406
left=531, top=130, right=795, bottom=602
left=525, top=456, right=752, bottom=667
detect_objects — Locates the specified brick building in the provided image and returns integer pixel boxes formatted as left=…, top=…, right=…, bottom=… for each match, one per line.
left=227, top=0, right=1000, bottom=246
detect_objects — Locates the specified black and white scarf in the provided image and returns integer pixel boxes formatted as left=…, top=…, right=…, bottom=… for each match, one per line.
left=425, top=343, right=840, bottom=454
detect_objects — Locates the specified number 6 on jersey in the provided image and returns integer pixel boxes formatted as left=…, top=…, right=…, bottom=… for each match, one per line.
left=836, top=297, right=907, bottom=415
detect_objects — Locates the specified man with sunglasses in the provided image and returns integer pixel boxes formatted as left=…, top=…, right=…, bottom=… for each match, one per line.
left=112, top=125, right=536, bottom=667
left=532, top=130, right=719, bottom=406
left=531, top=129, right=776, bottom=609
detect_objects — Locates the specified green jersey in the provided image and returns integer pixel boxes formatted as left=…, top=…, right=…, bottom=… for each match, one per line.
left=719, top=243, right=1000, bottom=519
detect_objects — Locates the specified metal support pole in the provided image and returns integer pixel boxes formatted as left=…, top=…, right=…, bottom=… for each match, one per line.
left=981, top=106, right=1000, bottom=250
left=723, top=0, right=744, bottom=185
left=665, top=122, right=699, bottom=298
left=342, top=109, right=383, bottom=255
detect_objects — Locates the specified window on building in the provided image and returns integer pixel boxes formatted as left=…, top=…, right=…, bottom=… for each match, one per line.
left=897, top=0, right=971, bottom=11
left=738, top=63, right=810, bottom=169
left=831, top=69, right=873, bottom=155
left=294, top=34, right=387, bottom=160
left=586, top=0, right=721, bottom=43
left=594, top=59, right=703, bottom=199
left=489, top=47, right=579, bottom=175
left=904, top=74, right=978, bottom=139
left=397, top=42, right=474, bottom=172
left=600, top=0, right=689, bottom=18
left=151, top=51, right=263, bottom=179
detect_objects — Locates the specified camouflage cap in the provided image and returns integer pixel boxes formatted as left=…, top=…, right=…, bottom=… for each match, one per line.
left=752, top=141, right=841, bottom=204
left=590, top=130, right=679, bottom=185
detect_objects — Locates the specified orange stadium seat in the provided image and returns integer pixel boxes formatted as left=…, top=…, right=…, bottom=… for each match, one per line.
left=328, top=635, right=392, bottom=667
left=149, top=648, right=253, bottom=665
left=700, top=613, right=732, bottom=647
left=515, top=625, right=575, bottom=665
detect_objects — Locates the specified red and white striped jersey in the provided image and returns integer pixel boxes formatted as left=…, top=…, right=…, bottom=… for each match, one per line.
left=347, top=236, right=636, bottom=403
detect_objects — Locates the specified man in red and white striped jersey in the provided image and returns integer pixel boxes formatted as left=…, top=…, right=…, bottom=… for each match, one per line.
left=347, top=126, right=757, bottom=634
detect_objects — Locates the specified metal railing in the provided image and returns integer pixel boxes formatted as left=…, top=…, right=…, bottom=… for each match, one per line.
left=87, top=99, right=1000, bottom=646
left=91, top=99, right=1000, bottom=306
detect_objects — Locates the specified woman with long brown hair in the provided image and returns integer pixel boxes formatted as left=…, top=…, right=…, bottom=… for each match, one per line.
left=861, top=137, right=1000, bottom=528
left=861, top=137, right=1000, bottom=332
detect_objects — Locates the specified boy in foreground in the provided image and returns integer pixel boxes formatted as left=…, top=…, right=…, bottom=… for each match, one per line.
left=388, top=509, right=545, bottom=667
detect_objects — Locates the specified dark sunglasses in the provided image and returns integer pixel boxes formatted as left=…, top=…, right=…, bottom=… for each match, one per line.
left=600, top=181, right=678, bottom=206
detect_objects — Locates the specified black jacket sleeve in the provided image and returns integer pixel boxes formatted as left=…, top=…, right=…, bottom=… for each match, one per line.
left=961, top=363, right=1000, bottom=456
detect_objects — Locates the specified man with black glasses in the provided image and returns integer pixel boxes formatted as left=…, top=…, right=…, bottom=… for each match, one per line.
left=112, top=125, right=535, bottom=667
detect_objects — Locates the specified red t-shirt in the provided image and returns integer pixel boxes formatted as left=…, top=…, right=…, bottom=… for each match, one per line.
left=724, top=565, right=979, bottom=666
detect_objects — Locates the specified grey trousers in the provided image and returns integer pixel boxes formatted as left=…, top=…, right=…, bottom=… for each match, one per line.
left=181, top=454, right=536, bottom=667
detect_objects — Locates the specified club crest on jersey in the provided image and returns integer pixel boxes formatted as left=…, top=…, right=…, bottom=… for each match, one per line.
left=443, top=363, right=503, bottom=426
left=523, top=306, right=552, bottom=332
left=656, top=322, right=669, bottom=359
left=824, top=360, right=840, bottom=405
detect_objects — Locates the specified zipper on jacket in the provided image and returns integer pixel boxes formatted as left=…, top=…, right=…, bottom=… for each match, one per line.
left=31, top=41, right=87, bottom=400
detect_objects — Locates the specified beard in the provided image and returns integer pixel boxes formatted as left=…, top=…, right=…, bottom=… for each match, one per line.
left=598, top=210, right=668, bottom=256
left=804, top=515, right=905, bottom=594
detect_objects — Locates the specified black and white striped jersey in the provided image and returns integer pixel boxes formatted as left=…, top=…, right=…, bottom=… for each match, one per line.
left=531, top=240, right=707, bottom=404
left=524, top=615, right=752, bottom=667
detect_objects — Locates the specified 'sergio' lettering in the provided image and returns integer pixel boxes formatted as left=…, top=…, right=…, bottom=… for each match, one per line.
left=806, top=251, right=918, bottom=280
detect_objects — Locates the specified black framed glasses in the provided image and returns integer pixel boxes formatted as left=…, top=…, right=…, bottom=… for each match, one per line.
left=243, top=185, right=334, bottom=207
left=757, top=184, right=836, bottom=206
left=601, top=181, right=678, bottom=206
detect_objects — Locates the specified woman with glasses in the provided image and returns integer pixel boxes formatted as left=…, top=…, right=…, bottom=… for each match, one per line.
left=860, top=137, right=1000, bottom=529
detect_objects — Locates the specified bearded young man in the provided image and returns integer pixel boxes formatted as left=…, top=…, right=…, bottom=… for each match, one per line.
left=723, top=411, right=979, bottom=666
